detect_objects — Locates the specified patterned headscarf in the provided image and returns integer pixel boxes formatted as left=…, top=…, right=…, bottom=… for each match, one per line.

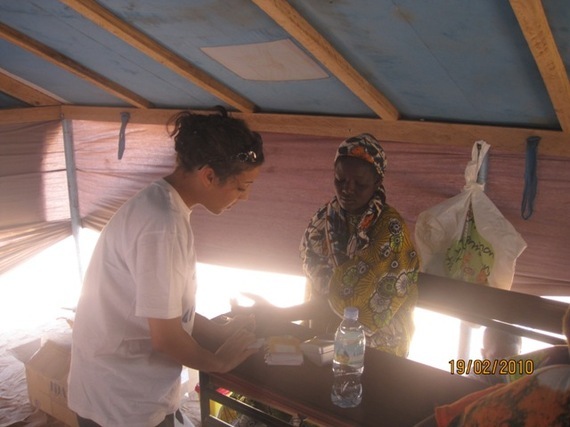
left=334, top=133, right=387, bottom=181
left=300, top=133, right=389, bottom=285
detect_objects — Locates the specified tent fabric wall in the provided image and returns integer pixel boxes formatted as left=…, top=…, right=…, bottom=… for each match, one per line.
left=71, top=120, right=176, bottom=230
left=1, top=120, right=569, bottom=295
left=189, top=132, right=570, bottom=296
left=0, top=121, right=70, bottom=274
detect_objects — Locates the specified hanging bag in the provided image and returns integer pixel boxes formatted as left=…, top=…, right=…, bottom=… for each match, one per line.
left=414, top=141, right=527, bottom=290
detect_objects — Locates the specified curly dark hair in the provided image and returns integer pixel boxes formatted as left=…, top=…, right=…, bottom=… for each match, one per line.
left=168, top=107, right=264, bottom=182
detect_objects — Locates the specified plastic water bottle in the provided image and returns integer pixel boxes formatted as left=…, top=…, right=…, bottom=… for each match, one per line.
left=331, top=306, right=366, bottom=408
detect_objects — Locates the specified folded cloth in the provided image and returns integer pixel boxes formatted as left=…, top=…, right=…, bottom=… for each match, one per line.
left=264, top=336, right=303, bottom=366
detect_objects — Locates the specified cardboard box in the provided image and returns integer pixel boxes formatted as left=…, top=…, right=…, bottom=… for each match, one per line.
left=24, top=335, right=78, bottom=427
left=8, top=337, right=41, bottom=364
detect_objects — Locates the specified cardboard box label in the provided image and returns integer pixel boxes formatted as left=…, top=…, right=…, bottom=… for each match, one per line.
left=25, top=337, right=78, bottom=427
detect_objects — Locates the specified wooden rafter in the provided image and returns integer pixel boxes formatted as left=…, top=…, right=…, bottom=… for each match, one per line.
left=58, top=0, right=257, bottom=113
left=2, top=106, right=568, bottom=158
left=0, top=22, right=151, bottom=109
left=510, top=0, right=570, bottom=132
left=0, top=70, right=62, bottom=106
left=251, top=0, right=399, bottom=121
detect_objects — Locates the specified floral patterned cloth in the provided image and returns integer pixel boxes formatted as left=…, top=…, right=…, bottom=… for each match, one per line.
left=436, top=365, right=570, bottom=427
left=300, top=197, right=419, bottom=357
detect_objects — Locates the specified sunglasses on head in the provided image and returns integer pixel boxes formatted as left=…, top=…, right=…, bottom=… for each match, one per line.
left=231, top=150, right=258, bottom=163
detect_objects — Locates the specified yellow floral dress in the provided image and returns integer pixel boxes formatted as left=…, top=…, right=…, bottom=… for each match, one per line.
left=300, top=194, right=419, bottom=357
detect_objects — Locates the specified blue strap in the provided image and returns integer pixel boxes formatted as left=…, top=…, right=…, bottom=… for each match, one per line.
left=118, top=112, right=130, bottom=159
left=521, top=136, right=540, bottom=220
left=476, top=141, right=489, bottom=185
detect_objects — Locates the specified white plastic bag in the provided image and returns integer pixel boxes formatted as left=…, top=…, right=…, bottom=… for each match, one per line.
left=414, top=141, right=527, bottom=290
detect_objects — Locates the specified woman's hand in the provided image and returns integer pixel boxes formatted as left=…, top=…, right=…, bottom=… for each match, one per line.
left=148, top=316, right=258, bottom=373
left=230, top=292, right=289, bottom=336
left=230, top=292, right=275, bottom=315
left=217, top=313, right=256, bottom=341
left=214, top=327, right=259, bottom=373
left=231, top=292, right=277, bottom=319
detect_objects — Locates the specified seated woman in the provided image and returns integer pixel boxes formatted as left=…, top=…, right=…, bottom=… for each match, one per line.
left=468, top=326, right=522, bottom=385
left=415, top=304, right=570, bottom=427
left=469, top=324, right=568, bottom=386
left=235, top=133, right=419, bottom=357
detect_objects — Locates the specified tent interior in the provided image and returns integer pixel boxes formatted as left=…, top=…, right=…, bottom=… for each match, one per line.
left=1, top=0, right=570, bottom=425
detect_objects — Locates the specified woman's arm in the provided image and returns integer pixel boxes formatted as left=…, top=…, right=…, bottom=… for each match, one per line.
left=148, top=316, right=258, bottom=373
left=231, top=293, right=331, bottom=331
left=191, top=313, right=255, bottom=349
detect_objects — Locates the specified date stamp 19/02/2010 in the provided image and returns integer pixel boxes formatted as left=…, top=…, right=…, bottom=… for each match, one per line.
left=449, top=358, right=535, bottom=376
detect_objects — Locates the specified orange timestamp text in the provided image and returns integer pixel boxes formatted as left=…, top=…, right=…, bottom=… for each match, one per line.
left=449, top=358, right=534, bottom=376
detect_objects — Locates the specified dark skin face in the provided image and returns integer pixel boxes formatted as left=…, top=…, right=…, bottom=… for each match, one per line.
left=334, top=156, right=381, bottom=214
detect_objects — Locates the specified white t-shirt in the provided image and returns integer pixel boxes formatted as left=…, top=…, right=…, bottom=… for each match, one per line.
left=68, top=179, right=197, bottom=427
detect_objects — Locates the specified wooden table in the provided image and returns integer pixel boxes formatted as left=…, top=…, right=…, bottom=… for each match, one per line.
left=199, top=322, right=488, bottom=427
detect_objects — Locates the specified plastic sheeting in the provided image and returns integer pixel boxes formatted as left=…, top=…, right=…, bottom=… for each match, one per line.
left=0, top=121, right=70, bottom=274
left=1, top=120, right=569, bottom=295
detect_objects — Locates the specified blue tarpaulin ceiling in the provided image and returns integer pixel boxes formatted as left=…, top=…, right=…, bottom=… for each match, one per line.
left=1, top=0, right=569, bottom=137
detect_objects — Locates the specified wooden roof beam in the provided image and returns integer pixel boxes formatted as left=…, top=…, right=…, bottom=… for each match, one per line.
left=0, top=22, right=151, bottom=109
left=3, top=106, right=566, bottom=157
left=252, top=0, right=399, bottom=121
left=510, top=0, right=570, bottom=133
left=0, top=70, right=62, bottom=106
left=0, top=106, right=62, bottom=123
left=59, top=0, right=257, bottom=113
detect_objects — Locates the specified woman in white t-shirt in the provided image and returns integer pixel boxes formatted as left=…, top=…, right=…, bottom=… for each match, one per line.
left=68, top=107, right=265, bottom=427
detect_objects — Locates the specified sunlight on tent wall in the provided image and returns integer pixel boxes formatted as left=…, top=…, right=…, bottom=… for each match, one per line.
left=0, top=233, right=564, bottom=372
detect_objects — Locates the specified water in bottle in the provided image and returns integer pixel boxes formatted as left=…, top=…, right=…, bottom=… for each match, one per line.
left=331, top=306, right=366, bottom=408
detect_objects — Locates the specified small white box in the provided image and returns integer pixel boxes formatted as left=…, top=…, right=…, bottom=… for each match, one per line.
left=300, top=338, right=334, bottom=366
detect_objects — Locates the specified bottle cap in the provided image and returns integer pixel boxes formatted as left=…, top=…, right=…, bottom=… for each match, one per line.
left=344, top=306, right=359, bottom=320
